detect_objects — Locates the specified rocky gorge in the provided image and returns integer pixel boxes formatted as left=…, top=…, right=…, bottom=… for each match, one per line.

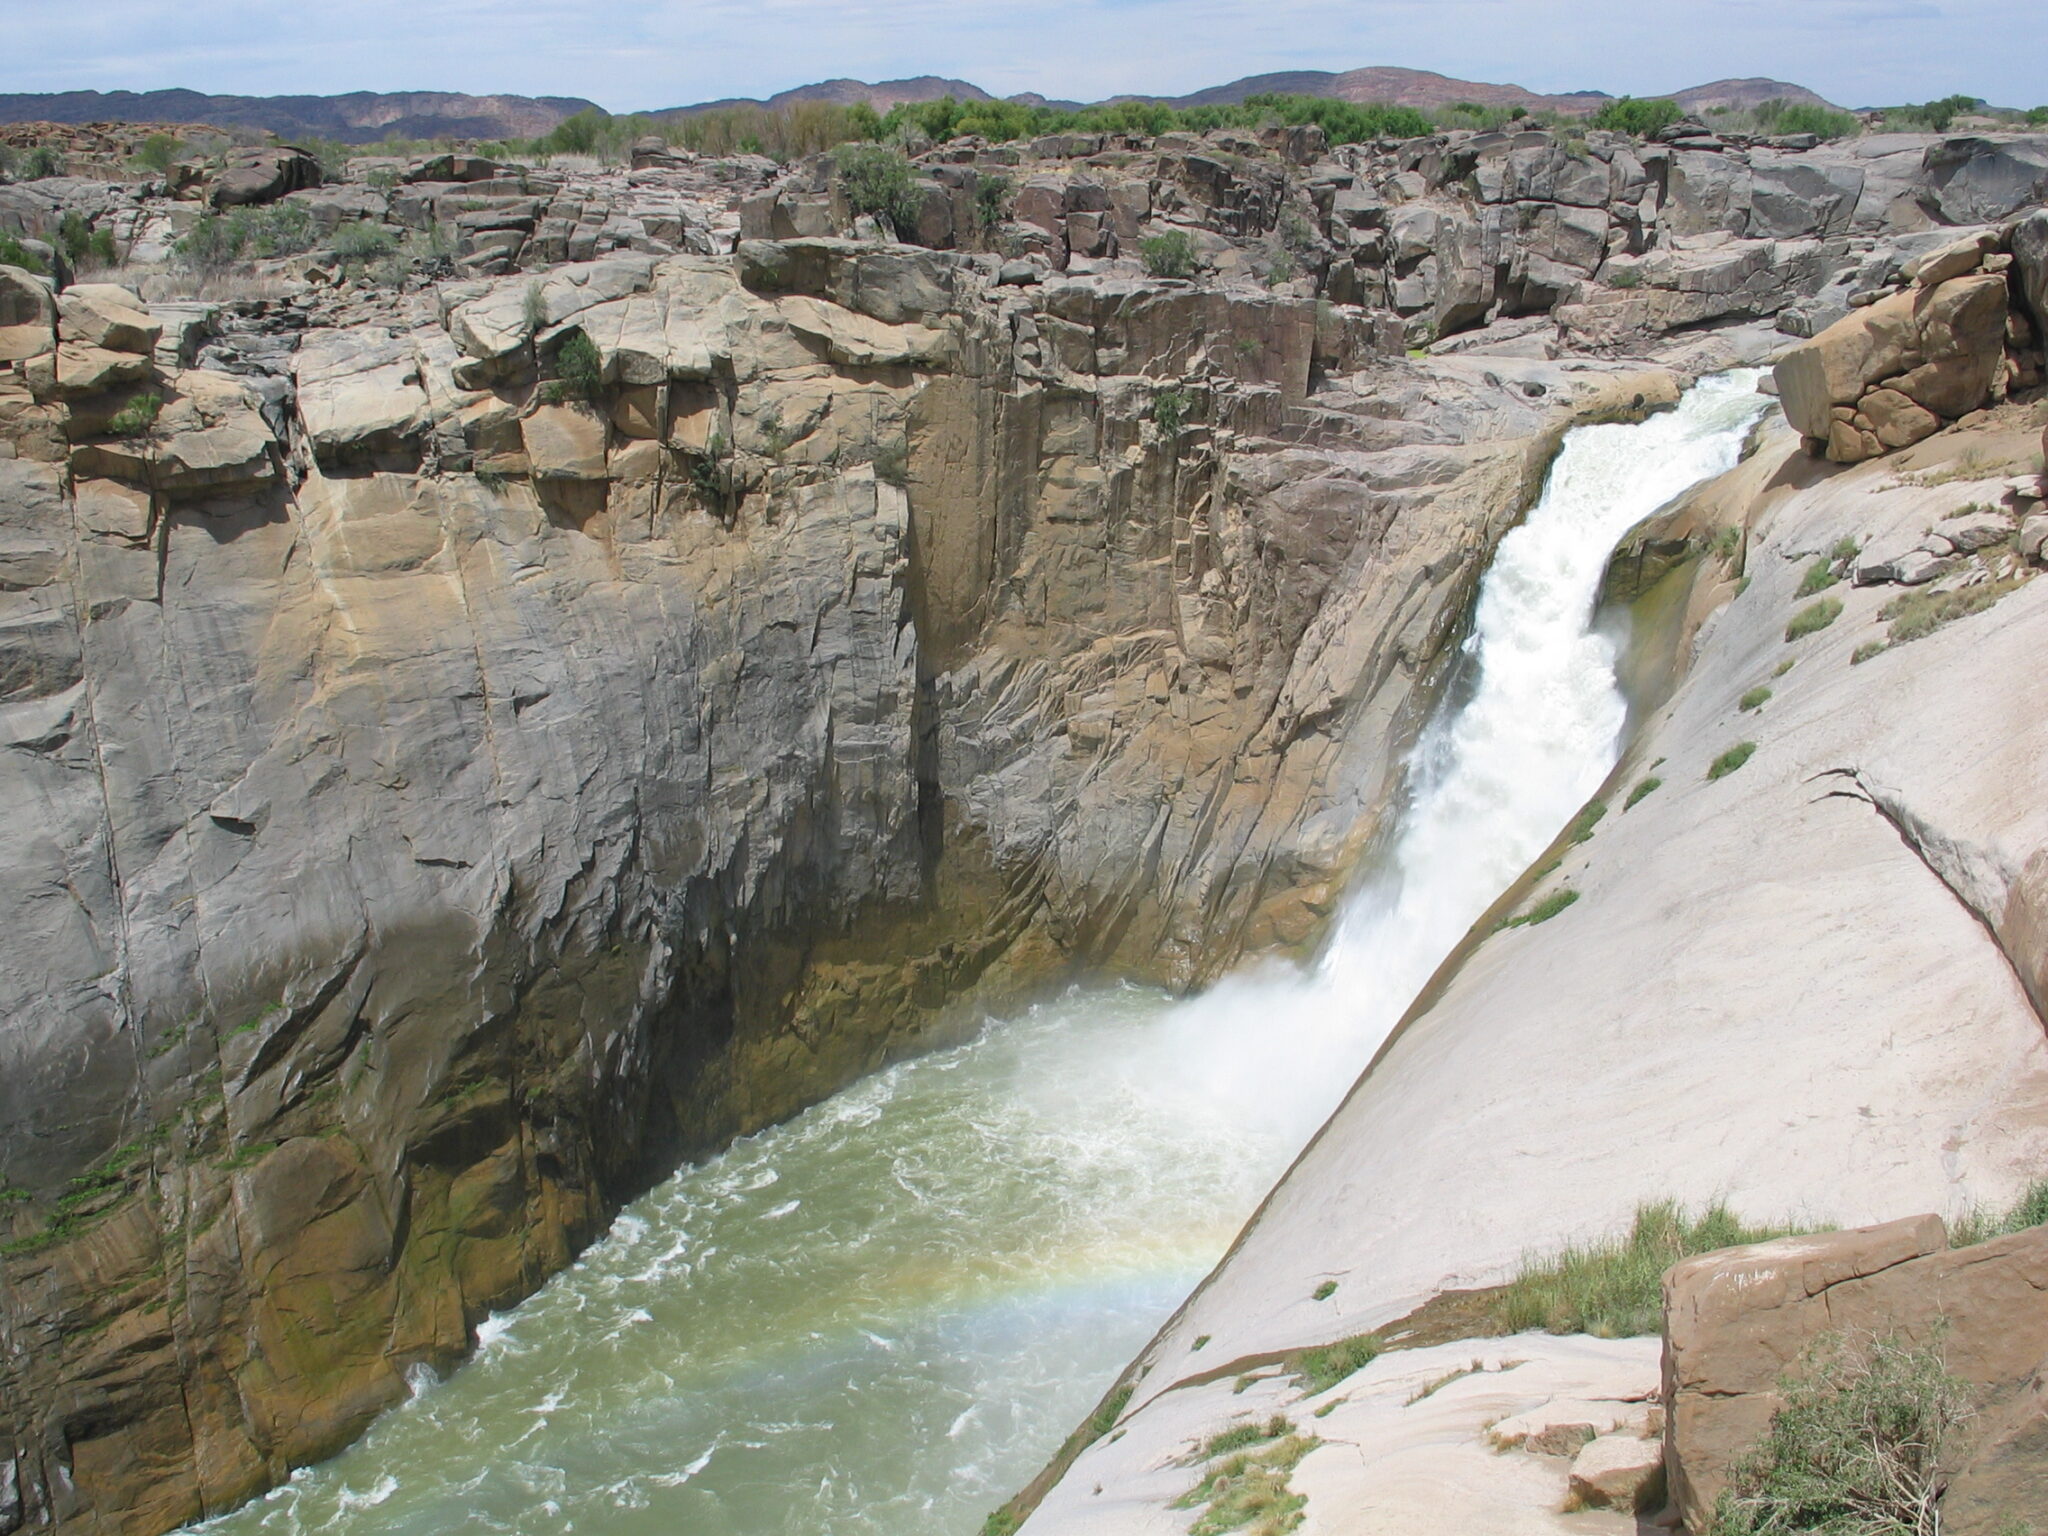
left=0, top=100, right=2046, bottom=1536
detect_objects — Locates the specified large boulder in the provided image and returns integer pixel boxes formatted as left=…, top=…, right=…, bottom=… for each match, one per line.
left=209, top=146, right=321, bottom=209
left=1663, top=1216, right=2048, bottom=1531
left=1774, top=268, right=2010, bottom=458
left=2012, top=209, right=2048, bottom=352
left=294, top=327, right=428, bottom=464
left=1918, top=136, right=2048, bottom=225
left=56, top=283, right=161, bottom=355
left=0, top=264, right=55, bottom=363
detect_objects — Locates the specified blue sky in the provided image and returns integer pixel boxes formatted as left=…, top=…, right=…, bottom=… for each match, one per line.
left=0, top=0, right=2038, bottom=111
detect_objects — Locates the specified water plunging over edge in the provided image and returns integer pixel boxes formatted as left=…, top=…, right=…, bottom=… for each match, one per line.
left=189, top=371, right=1769, bottom=1536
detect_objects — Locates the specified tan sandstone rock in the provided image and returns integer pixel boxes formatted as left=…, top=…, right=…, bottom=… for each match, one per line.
left=1663, top=1216, right=2048, bottom=1529
left=1567, top=1433, right=1664, bottom=1511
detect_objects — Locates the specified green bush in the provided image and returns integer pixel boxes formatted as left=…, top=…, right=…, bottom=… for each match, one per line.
left=1881, top=94, right=1979, bottom=132
left=1624, top=775, right=1662, bottom=809
left=835, top=144, right=921, bottom=236
left=1709, top=1331, right=1972, bottom=1536
left=2028, top=106, right=2048, bottom=127
left=1738, top=686, right=1772, bottom=713
left=1795, top=557, right=1841, bottom=597
left=1312, top=1280, right=1337, bottom=1301
left=1785, top=597, right=1843, bottom=641
left=106, top=394, right=162, bottom=437
left=131, top=133, right=184, bottom=176
left=1502, top=1201, right=1807, bottom=1338
left=1141, top=230, right=1198, bottom=280
left=973, top=173, right=1011, bottom=229
left=331, top=222, right=397, bottom=260
left=177, top=203, right=316, bottom=269
left=0, top=232, right=47, bottom=274
left=872, top=438, right=910, bottom=487
left=1708, top=741, right=1758, bottom=780
left=540, top=329, right=603, bottom=403
left=21, top=145, right=63, bottom=179
left=1592, top=97, right=1684, bottom=137
left=1758, top=101, right=1862, bottom=140
left=1153, top=388, right=1189, bottom=438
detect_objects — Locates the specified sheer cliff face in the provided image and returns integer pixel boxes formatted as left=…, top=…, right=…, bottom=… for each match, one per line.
left=0, top=234, right=1658, bottom=1532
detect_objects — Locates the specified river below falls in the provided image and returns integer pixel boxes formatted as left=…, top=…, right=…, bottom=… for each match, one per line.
left=192, top=370, right=1769, bottom=1536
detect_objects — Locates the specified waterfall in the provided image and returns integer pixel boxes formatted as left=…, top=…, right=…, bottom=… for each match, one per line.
left=190, top=372, right=1768, bottom=1536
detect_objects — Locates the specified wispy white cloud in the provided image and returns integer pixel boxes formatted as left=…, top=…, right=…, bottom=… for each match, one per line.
left=0, top=0, right=2039, bottom=112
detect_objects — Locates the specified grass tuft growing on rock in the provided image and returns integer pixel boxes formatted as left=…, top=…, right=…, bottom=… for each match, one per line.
left=1176, top=1431, right=1317, bottom=1536
left=1796, top=558, right=1842, bottom=598
left=1198, top=1416, right=1294, bottom=1461
left=1785, top=597, right=1843, bottom=642
left=106, top=393, right=162, bottom=438
left=1949, top=1179, right=2048, bottom=1249
left=1708, top=1331, right=1973, bottom=1536
left=1312, top=1280, right=1337, bottom=1301
left=1708, top=742, right=1757, bottom=781
left=1504, top=889, right=1579, bottom=928
left=1624, top=776, right=1662, bottom=810
left=1738, top=686, right=1772, bottom=713
left=1567, top=800, right=1607, bottom=844
left=1878, top=575, right=2028, bottom=647
left=1141, top=230, right=1198, bottom=280
left=1500, top=1201, right=1811, bottom=1339
left=1294, top=1332, right=1383, bottom=1393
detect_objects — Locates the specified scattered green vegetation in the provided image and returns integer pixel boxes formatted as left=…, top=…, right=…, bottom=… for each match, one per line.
left=0, top=232, right=48, bottom=273
left=1193, top=1334, right=1211, bottom=1351
left=1200, top=1415, right=1294, bottom=1460
left=523, top=279, right=549, bottom=334
left=973, top=172, right=1012, bottom=229
left=1312, top=1280, right=1338, bottom=1301
left=1153, top=388, right=1189, bottom=439
left=1879, top=94, right=1980, bottom=133
left=1503, top=1201, right=1812, bottom=1339
left=689, top=434, right=738, bottom=518
left=1177, top=1429, right=1316, bottom=1536
left=1708, top=741, right=1758, bottom=781
left=231, top=1001, right=283, bottom=1036
left=1606, top=264, right=1643, bottom=289
left=1707, top=1331, right=1972, bottom=1536
left=19, top=145, right=64, bottom=179
left=1141, top=229, right=1199, bottom=280
left=1851, top=641, right=1886, bottom=666
left=1796, top=557, right=1842, bottom=598
left=60, top=211, right=116, bottom=270
left=834, top=143, right=921, bottom=237
left=1949, top=1178, right=2048, bottom=1249
left=980, top=1510, right=1022, bottom=1536
left=106, top=393, right=162, bottom=437
left=1756, top=100, right=1863, bottom=140
left=540, top=329, right=603, bottom=404
left=177, top=203, right=316, bottom=269
left=1785, top=597, right=1843, bottom=642
left=1295, top=1333, right=1383, bottom=1393
left=1772, top=657, right=1796, bottom=678
left=1711, top=525, right=1742, bottom=560
left=1504, top=888, right=1579, bottom=928
left=875, top=91, right=1433, bottom=151
left=1592, top=96, right=1684, bottom=137
left=1831, top=536, right=1861, bottom=564
left=1624, top=776, right=1663, bottom=810
left=216, top=1140, right=279, bottom=1172
left=1878, top=575, right=2027, bottom=646
left=1567, top=800, right=1607, bottom=845
left=0, top=1139, right=155, bottom=1256
left=129, top=132, right=185, bottom=176
left=1738, top=686, right=1773, bottom=713
left=331, top=221, right=398, bottom=261
left=867, top=438, right=909, bottom=487
left=1088, top=1384, right=1134, bottom=1442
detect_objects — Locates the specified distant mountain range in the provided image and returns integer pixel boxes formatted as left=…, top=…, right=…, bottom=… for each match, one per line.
left=0, top=71, right=1844, bottom=144
left=0, top=88, right=599, bottom=143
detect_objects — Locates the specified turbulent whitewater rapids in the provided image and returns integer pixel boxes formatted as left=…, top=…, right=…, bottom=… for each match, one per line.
left=189, top=374, right=1769, bottom=1536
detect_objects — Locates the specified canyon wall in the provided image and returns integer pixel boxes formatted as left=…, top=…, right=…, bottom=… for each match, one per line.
left=2, top=116, right=2045, bottom=1534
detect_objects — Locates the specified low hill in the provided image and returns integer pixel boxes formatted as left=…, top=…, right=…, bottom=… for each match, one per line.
left=652, top=76, right=993, bottom=117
